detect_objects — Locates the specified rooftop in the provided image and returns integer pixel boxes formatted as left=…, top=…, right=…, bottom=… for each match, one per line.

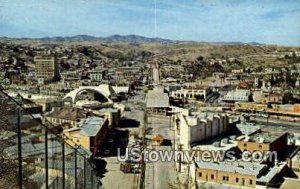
left=46, top=107, right=88, bottom=122
left=80, top=116, right=106, bottom=136
left=184, top=85, right=210, bottom=90
left=237, top=130, right=287, bottom=144
left=225, top=89, right=251, bottom=97
left=195, top=161, right=267, bottom=176
left=236, top=122, right=261, bottom=136
left=257, top=163, right=286, bottom=183
left=99, top=108, right=119, bottom=113
left=146, top=86, right=169, bottom=108
left=192, top=135, right=237, bottom=151
left=186, top=112, right=226, bottom=126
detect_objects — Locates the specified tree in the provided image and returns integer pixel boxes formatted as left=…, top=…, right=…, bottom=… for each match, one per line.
left=197, top=56, right=204, bottom=62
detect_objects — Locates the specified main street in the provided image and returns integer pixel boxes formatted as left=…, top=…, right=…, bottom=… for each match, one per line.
left=145, top=116, right=178, bottom=189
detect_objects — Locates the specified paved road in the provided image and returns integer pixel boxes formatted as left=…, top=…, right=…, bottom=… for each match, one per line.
left=102, top=156, right=139, bottom=189
left=145, top=116, right=178, bottom=189
left=102, top=90, right=146, bottom=189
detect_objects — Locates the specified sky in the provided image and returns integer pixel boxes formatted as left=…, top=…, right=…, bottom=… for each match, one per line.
left=0, top=0, right=299, bottom=46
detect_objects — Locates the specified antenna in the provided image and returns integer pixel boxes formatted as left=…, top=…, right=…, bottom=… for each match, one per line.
left=154, top=0, right=157, bottom=38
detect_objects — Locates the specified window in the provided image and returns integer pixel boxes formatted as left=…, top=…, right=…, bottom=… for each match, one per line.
left=211, top=174, right=214, bottom=179
left=223, top=176, right=229, bottom=181
left=198, top=172, right=202, bottom=177
left=224, top=176, right=229, bottom=181
left=259, top=144, right=262, bottom=149
left=244, top=143, right=247, bottom=147
left=250, top=179, right=253, bottom=185
left=236, top=178, right=239, bottom=183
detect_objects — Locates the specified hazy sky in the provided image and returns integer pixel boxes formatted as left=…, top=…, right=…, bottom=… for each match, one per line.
left=0, top=0, right=299, bottom=46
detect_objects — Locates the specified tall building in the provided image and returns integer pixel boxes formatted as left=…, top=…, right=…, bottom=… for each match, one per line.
left=34, top=55, right=58, bottom=81
left=89, top=69, right=103, bottom=82
left=174, top=109, right=229, bottom=150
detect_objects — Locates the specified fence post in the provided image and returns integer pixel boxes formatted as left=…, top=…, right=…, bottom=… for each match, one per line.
left=75, top=149, right=77, bottom=189
left=45, top=130, right=49, bottom=189
left=84, top=158, right=86, bottom=188
left=62, top=142, right=65, bottom=189
left=17, top=108, right=23, bottom=189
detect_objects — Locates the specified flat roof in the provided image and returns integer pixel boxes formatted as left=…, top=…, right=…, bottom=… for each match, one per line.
left=238, top=130, right=287, bottom=144
left=195, top=161, right=267, bottom=176
left=192, top=136, right=237, bottom=152
left=146, top=87, right=169, bottom=108
left=80, top=116, right=106, bottom=136
left=257, top=163, right=286, bottom=183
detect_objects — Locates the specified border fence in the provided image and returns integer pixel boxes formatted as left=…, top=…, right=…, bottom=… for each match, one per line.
left=0, top=87, right=101, bottom=189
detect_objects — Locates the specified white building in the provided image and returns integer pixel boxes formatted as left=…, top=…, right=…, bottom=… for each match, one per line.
left=222, top=89, right=251, bottom=102
left=174, top=108, right=229, bottom=150
left=170, top=86, right=212, bottom=101
left=89, top=69, right=103, bottom=82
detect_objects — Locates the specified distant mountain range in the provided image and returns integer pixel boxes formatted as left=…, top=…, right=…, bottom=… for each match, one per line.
left=0, top=34, right=264, bottom=45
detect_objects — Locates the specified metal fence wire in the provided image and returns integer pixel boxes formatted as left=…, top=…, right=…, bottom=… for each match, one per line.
left=0, top=89, right=101, bottom=189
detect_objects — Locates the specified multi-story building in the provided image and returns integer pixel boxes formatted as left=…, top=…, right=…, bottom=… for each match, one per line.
left=223, top=89, right=251, bottom=102
left=268, top=92, right=284, bottom=104
left=146, top=86, right=170, bottom=114
left=63, top=116, right=109, bottom=154
left=237, top=131, right=288, bottom=160
left=44, top=107, right=89, bottom=128
left=235, top=102, right=268, bottom=112
left=89, top=69, right=103, bottom=82
left=97, top=108, right=120, bottom=127
left=34, top=55, right=58, bottom=81
left=170, top=85, right=212, bottom=102
left=195, top=161, right=267, bottom=188
left=175, top=109, right=229, bottom=150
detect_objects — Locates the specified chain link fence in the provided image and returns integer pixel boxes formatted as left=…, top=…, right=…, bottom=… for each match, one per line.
left=0, top=88, right=101, bottom=189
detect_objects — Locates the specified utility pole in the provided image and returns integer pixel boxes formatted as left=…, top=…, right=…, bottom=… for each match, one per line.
left=187, top=163, right=190, bottom=189
left=169, top=113, right=172, bottom=129
left=178, top=144, right=183, bottom=173
left=140, top=110, right=147, bottom=189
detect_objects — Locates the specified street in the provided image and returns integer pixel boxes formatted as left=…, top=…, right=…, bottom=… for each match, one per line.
left=101, top=156, right=139, bottom=189
left=145, top=116, right=178, bottom=189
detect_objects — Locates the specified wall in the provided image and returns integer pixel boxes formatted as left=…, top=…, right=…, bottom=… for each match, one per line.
left=196, top=167, right=256, bottom=188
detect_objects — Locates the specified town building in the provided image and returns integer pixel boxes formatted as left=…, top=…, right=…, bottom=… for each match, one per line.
left=5, top=70, right=25, bottom=85
left=63, top=116, right=109, bottom=154
left=89, top=69, right=104, bottom=82
left=194, top=161, right=289, bottom=188
left=268, top=92, right=284, bottom=104
left=97, top=108, right=120, bottom=127
left=175, top=110, right=229, bottom=150
left=34, top=55, right=58, bottom=82
left=170, top=85, right=212, bottom=102
left=235, top=102, right=268, bottom=112
left=64, top=84, right=116, bottom=104
left=146, top=86, right=170, bottom=114
left=195, top=161, right=267, bottom=188
left=237, top=131, right=288, bottom=160
left=224, top=76, right=240, bottom=85
left=223, top=89, right=251, bottom=102
left=44, top=107, right=89, bottom=128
